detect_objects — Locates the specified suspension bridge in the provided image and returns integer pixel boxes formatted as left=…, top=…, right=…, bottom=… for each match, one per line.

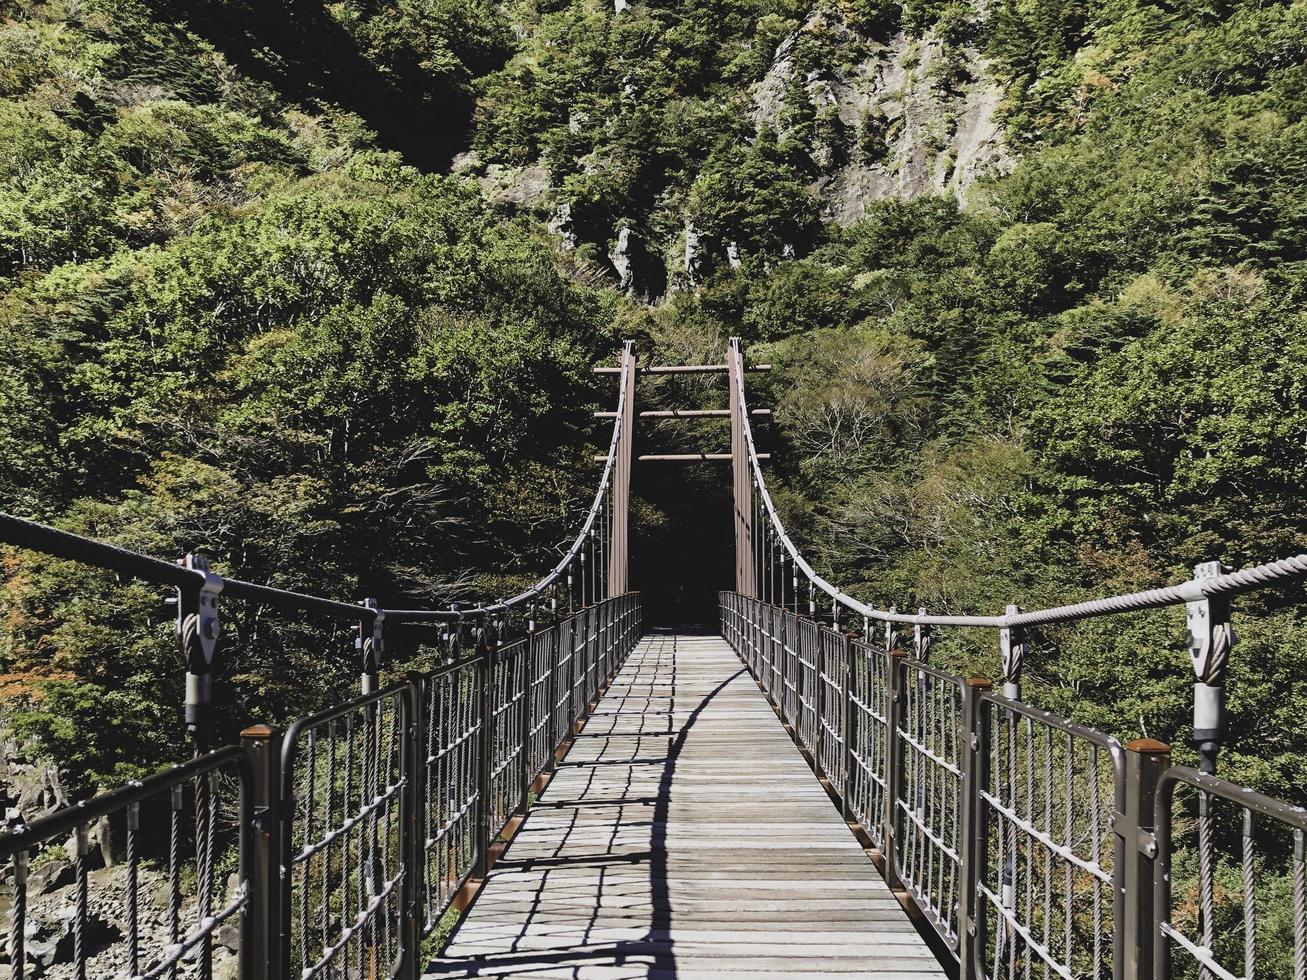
left=0, top=339, right=1304, bottom=980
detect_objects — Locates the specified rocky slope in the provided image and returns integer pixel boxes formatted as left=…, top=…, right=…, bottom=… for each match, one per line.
left=460, top=2, right=1012, bottom=296
left=751, top=10, right=1010, bottom=224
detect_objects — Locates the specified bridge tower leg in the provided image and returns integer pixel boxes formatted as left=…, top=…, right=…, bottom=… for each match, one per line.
left=607, top=340, right=635, bottom=596
left=727, top=338, right=756, bottom=597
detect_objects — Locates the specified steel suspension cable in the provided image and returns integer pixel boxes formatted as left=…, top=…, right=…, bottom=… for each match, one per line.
left=0, top=344, right=637, bottom=628
left=727, top=338, right=1307, bottom=631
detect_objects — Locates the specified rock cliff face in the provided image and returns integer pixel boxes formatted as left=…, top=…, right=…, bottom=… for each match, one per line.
left=751, top=10, right=1011, bottom=225
left=0, top=735, right=68, bottom=821
left=462, top=4, right=1013, bottom=295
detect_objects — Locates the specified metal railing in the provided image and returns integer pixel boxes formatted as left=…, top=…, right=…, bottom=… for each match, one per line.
left=2, top=594, right=641, bottom=980
left=975, top=692, right=1122, bottom=980
left=1154, top=767, right=1307, bottom=980
left=0, top=342, right=642, bottom=978
left=721, top=591, right=1307, bottom=980
left=0, top=748, right=252, bottom=980
left=723, top=331, right=1307, bottom=980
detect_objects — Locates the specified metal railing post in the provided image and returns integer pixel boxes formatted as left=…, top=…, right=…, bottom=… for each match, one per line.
left=395, top=680, right=421, bottom=980
left=519, top=622, right=535, bottom=817
left=883, top=646, right=908, bottom=891
left=566, top=611, right=577, bottom=735
left=240, top=724, right=283, bottom=980
left=474, top=651, right=494, bottom=879
left=957, top=678, right=992, bottom=980
left=840, top=634, right=854, bottom=822
left=404, top=674, right=426, bottom=979
left=1120, top=738, right=1170, bottom=980
left=604, top=597, right=614, bottom=683
left=545, top=619, right=560, bottom=774
left=815, top=628, right=827, bottom=777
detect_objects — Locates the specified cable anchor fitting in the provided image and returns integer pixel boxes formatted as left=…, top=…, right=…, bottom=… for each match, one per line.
left=1186, top=560, right=1234, bottom=773
left=999, top=604, right=1024, bottom=700
left=176, top=554, right=222, bottom=742
left=914, top=608, right=931, bottom=662
left=358, top=599, right=385, bottom=695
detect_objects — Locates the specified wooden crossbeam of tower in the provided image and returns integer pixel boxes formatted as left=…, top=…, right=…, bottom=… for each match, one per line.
left=595, top=339, right=769, bottom=596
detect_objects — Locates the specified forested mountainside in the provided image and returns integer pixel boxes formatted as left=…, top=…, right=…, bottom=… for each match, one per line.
left=0, top=0, right=1304, bottom=823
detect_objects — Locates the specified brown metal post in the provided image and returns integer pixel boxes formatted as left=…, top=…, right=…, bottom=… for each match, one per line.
left=957, top=678, right=992, bottom=980
left=883, top=648, right=909, bottom=890
left=728, top=338, right=755, bottom=596
left=545, top=609, right=560, bottom=775
left=815, top=630, right=827, bottom=778
left=608, top=342, right=635, bottom=597
left=840, top=634, right=855, bottom=822
left=518, top=625, right=534, bottom=817
left=241, top=724, right=283, bottom=980
left=473, top=650, right=494, bottom=879
left=404, top=672, right=427, bottom=975
left=1121, top=738, right=1170, bottom=980
left=398, top=680, right=422, bottom=980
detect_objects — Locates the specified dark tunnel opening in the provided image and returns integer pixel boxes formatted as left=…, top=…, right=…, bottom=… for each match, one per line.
left=629, top=460, right=734, bottom=630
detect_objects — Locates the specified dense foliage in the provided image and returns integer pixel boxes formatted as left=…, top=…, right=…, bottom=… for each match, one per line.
left=0, top=0, right=1303, bottom=877
left=0, top=0, right=617, bottom=787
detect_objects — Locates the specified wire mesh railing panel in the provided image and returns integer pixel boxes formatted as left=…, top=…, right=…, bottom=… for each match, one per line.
left=978, top=693, right=1121, bottom=980
left=818, top=627, right=848, bottom=787
left=283, top=684, right=410, bottom=980
left=587, top=606, right=602, bottom=702
left=1, top=749, right=249, bottom=980
left=768, top=605, right=784, bottom=685
left=848, top=638, right=889, bottom=847
left=896, top=660, right=965, bottom=951
left=1155, top=767, right=1307, bottom=980
left=489, top=638, right=528, bottom=839
left=599, top=602, right=615, bottom=682
left=742, top=603, right=763, bottom=679
left=795, top=618, right=820, bottom=757
left=556, top=617, right=577, bottom=746
left=570, top=610, right=590, bottom=719
left=526, top=626, right=557, bottom=778
left=419, top=661, right=481, bottom=932
left=748, top=602, right=765, bottom=684
left=779, top=610, right=798, bottom=727
left=779, top=609, right=798, bottom=714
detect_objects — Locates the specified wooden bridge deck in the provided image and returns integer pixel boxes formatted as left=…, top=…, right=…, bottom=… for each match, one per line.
left=425, top=633, right=946, bottom=979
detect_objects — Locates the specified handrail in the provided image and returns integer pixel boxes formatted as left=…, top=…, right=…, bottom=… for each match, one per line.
left=0, top=745, right=249, bottom=859
left=729, top=338, right=1307, bottom=630
left=0, top=342, right=636, bottom=626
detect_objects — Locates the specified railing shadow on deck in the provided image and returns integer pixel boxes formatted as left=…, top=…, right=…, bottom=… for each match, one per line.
left=720, top=591, right=1307, bottom=980
left=426, top=634, right=748, bottom=978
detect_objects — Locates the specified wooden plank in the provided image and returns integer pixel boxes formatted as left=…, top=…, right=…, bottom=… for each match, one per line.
left=423, top=635, right=947, bottom=978
left=592, top=364, right=773, bottom=374
left=594, top=409, right=773, bottom=418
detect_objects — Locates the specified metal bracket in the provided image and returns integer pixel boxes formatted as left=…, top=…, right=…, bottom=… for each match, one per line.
left=1187, top=561, right=1232, bottom=773
left=884, top=608, right=900, bottom=653
left=1185, top=561, right=1233, bottom=685
left=476, top=619, right=499, bottom=659
left=176, top=554, right=222, bottom=670
left=251, top=806, right=273, bottom=835
left=177, top=554, right=222, bottom=739
left=1136, top=829, right=1157, bottom=858
left=913, top=608, right=931, bottom=661
left=358, top=599, right=385, bottom=692
left=999, top=604, right=1024, bottom=694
